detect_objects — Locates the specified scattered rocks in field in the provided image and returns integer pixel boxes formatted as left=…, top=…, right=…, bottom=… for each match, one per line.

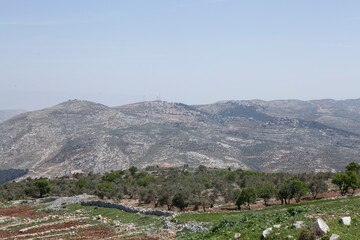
left=116, top=223, right=136, bottom=232
left=113, top=220, right=121, bottom=227
left=92, top=215, right=111, bottom=223
left=182, top=222, right=208, bottom=233
left=0, top=216, right=10, bottom=223
left=163, top=217, right=208, bottom=233
left=330, top=233, right=340, bottom=240
left=292, top=221, right=305, bottom=229
left=234, top=232, right=241, bottom=238
left=313, top=218, right=330, bottom=235
left=262, top=227, right=272, bottom=238
left=340, top=216, right=351, bottom=225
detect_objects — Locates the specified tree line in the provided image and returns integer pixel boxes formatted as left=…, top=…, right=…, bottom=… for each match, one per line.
left=0, top=163, right=359, bottom=211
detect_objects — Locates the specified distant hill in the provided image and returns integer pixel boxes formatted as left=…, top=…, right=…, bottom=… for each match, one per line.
left=0, top=110, right=26, bottom=122
left=0, top=169, right=28, bottom=184
left=0, top=99, right=360, bottom=178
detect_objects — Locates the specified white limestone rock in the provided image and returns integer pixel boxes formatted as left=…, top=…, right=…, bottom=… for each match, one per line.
left=262, top=227, right=272, bottom=238
left=340, top=216, right=351, bottom=226
left=292, top=221, right=304, bottom=229
left=313, top=218, right=330, bottom=235
left=330, top=233, right=340, bottom=240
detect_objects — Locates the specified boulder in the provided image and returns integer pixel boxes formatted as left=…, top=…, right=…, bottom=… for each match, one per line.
left=262, top=227, right=272, bottom=238
left=330, top=234, right=340, bottom=240
left=273, top=224, right=281, bottom=229
left=340, top=216, right=351, bottom=226
left=292, top=221, right=304, bottom=229
left=313, top=218, right=330, bottom=235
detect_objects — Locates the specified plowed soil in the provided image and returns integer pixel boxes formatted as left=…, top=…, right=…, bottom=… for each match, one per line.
left=0, top=205, right=51, bottom=219
left=65, top=226, right=116, bottom=239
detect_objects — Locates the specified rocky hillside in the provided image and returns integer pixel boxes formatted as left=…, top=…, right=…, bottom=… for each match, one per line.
left=0, top=109, right=26, bottom=122
left=1, top=99, right=360, bottom=178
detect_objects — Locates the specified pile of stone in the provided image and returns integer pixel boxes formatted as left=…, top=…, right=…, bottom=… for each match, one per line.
left=43, top=194, right=95, bottom=211
left=182, top=222, right=209, bottom=233
left=81, top=200, right=175, bottom=217
left=163, top=217, right=208, bottom=233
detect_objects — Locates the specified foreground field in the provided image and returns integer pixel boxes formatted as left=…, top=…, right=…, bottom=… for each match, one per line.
left=0, top=195, right=359, bottom=239
left=178, top=196, right=360, bottom=239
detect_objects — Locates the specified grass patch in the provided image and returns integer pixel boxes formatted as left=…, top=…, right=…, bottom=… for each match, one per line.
left=179, top=196, right=360, bottom=239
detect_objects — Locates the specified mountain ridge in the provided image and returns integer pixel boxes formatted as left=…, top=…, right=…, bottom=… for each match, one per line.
left=1, top=98, right=360, bottom=178
left=0, top=109, right=26, bottom=123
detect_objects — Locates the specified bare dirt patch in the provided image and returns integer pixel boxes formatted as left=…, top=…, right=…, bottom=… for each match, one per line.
left=0, top=205, right=53, bottom=219
left=126, top=238, right=161, bottom=240
left=66, top=226, right=116, bottom=240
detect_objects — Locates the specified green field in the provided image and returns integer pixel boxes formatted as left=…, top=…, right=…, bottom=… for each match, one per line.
left=33, top=196, right=360, bottom=239
left=176, top=196, right=360, bottom=239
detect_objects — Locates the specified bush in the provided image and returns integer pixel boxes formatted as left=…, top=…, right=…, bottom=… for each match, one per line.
left=298, top=228, right=315, bottom=240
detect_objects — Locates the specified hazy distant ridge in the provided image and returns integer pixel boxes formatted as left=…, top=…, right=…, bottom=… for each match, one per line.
left=1, top=99, right=360, bottom=178
left=0, top=110, right=26, bottom=123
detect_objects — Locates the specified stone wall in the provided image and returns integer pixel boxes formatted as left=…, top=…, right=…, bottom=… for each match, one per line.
left=81, top=200, right=174, bottom=217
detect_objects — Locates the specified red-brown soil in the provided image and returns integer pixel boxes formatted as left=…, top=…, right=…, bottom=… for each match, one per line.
left=0, top=205, right=52, bottom=219
left=66, top=226, right=116, bottom=240
left=126, top=238, right=161, bottom=240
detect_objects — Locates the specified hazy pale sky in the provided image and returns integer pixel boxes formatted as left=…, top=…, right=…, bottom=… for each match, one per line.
left=0, top=0, right=359, bottom=110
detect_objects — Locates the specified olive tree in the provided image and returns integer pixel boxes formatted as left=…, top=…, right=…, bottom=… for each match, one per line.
left=308, top=176, right=328, bottom=199
left=257, top=184, right=276, bottom=206
left=236, top=187, right=257, bottom=210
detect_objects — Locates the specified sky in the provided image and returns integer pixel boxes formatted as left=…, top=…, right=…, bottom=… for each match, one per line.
left=0, top=0, right=359, bottom=110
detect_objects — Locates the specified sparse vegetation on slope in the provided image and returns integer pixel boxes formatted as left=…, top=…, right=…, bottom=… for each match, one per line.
left=1, top=99, right=360, bottom=178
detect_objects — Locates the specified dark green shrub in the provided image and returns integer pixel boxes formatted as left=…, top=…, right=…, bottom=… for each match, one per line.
left=298, top=228, right=315, bottom=240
